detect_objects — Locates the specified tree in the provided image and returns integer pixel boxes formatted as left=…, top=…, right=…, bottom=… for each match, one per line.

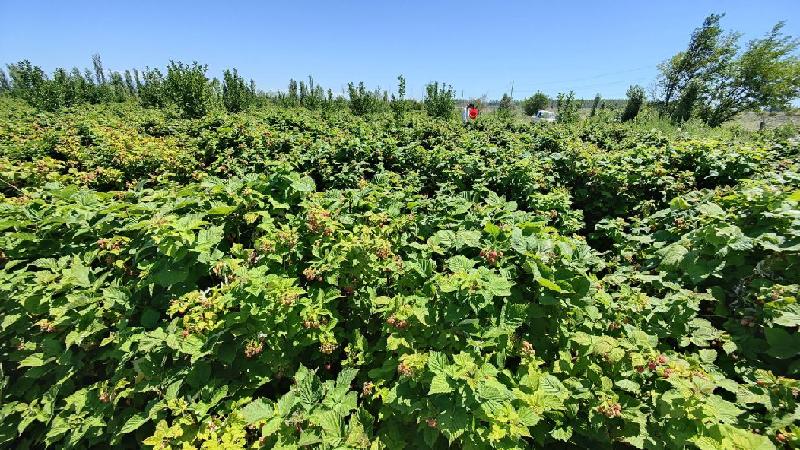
left=6, top=60, right=47, bottom=105
left=496, top=93, right=514, bottom=120
left=0, top=69, right=10, bottom=93
left=164, top=61, right=212, bottom=118
left=347, top=81, right=383, bottom=116
left=298, top=76, right=325, bottom=110
left=656, top=14, right=738, bottom=116
left=287, top=79, right=298, bottom=106
left=222, top=68, right=254, bottom=113
left=391, top=74, right=408, bottom=118
left=656, top=14, right=800, bottom=126
left=522, top=91, right=549, bottom=116
left=109, top=72, right=128, bottom=102
left=124, top=70, right=136, bottom=95
left=555, top=91, right=580, bottom=124
left=700, top=22, right=800, bottom=126
left=590, top=93, right=601, bottom=117
left=621, top=85, right=645, bottom=122
left=424, top=81, right=456, bottom=119
left=672, top=79, right=700, bottom=123
left=138, top=67, right=166, bottom=108
left=92, top=54, right=107, bottom=85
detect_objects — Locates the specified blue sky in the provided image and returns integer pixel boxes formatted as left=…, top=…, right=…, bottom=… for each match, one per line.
left=1, top=1, right=797, bottom=100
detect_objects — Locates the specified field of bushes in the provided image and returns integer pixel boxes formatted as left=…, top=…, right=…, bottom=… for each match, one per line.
left=0, top=96, right=799, bottom=449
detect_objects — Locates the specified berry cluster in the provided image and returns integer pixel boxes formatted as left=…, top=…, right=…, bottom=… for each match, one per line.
left=386, top=315, right=409, bottom=330
left=306, top=209, right=334, bottom=236
left=303, top=267, right=323, bottom=282
left=520, top=340, right=534, bottom=356
left=244, top=340, right=264, bottom=358
left=480, top=248, right=503, bottom=266
left=397, top=362, right=414, bottom=377
left=319, top=342, right=337, bottom=354
left=362, top=382, right=374, bottom=396
left=96, top=238, right=123, bottom=251
left=280, top=292, right=300, bottom=306
left=303, top=320, right=321, bottom=329
left=37, top=319, right=56, bottom=333
left=739, top=316, right=757, bottom=327
left=597, top=402, right=622, bottom=418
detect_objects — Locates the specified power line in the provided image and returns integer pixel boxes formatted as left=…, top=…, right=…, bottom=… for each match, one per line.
left=514, top=76, right=651, bottom=95
left=519, top=65, right=654, bottom=88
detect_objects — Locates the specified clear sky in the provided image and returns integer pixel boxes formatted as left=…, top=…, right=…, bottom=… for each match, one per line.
left=1, top=1, right=798, bottom=100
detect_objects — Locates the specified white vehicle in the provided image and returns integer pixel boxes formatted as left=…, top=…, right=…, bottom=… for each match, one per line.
left=532, top=110, right=556, bottom=123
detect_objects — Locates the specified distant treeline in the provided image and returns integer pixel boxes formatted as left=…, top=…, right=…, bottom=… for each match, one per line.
left=4, top=10, right=797, bottom=128
left=0, top=56, right=469, bottom=120
left=472, top=98, right=628, bottom=109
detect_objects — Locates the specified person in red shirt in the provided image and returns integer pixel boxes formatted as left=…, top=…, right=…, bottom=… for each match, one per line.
left=468, top=103, right=479, bottom=120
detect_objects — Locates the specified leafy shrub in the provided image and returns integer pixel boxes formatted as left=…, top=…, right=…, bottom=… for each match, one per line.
left=390, top=74, right=408, bottom=118
left=164, top=61, right=213, bottom=118
left=523, top=91, right=549, bottom=116
left=495, top=93, right=514, bottom=120
left=137, top=67, right=166, bottom=108
left=556, top=91, right=580, bottom=123
left=0, top=97, right=799, bottom=449
left=621, top=85, right=646, bottom=122
left=222, top=68, right=254, bottom=113
left=347, top=81, right=384, bottom=116
left=590, top=93, right=602, bottom=117
left=424, top=81, right=456, bottom=119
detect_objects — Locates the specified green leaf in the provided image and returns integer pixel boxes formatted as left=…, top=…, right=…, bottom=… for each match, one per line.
left=151, top=265, right=188, bottom=287
left=428, top=374, right=454, bottom=395
left=535, top=276, right=564, bottom=293
left=298, top=429, right=322, bottom=446
left=670, top=196, right=691, bottom=210
left=195, top=225, right=224, bottom=253
left=615, top=379, right=640, bottom=393
left=446, top=255, right=475, bottom=273
left=698, top=349, right=717, bottom=364
left=19, top=353, right=45, bottom=368
left=64, top=256, right=91, bottom=287
left=658, top=243, right=688, bottom=268
left=206, top=204, right=237, bottom=215
left=455, top=230, right=481, bottom=248
left=140, top=308, right=160, bottom=329
left=697, top=202, right=725, bottom=217
left=764, top=328, right=800, bottom=359
left=291, top=175, right=316, bottom=193
left=427, top=352, right=449, bottom=374
left=336, top=368, right=358, bottom=390
left=120, top=413, right=149, bottom=435
left=551, top=426, right=573, bottom=442
left=315, top=410, right=343, bottom=439
left=240, top=399, right=273, bottom=425
left=771, top=305, right=800, bottom=327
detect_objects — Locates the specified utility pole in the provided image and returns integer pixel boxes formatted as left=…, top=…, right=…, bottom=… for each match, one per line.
left=510, top=81, right=514, bottom=100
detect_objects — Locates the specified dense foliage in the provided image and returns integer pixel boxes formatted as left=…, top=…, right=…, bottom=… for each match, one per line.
left=556, top=91, right=580, bottom=124
left=0, top=96, right=799, bottom=449
left=523, top=93, right=549, bottom=117
left=656, top=14, right=800, bottom=126
left=620, top=86, right=645, bottom=122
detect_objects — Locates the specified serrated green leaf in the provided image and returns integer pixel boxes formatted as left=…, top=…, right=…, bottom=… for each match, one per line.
left=240, top=399, right=273, bottom=425
left=428, top=374, right=454, bottom=395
